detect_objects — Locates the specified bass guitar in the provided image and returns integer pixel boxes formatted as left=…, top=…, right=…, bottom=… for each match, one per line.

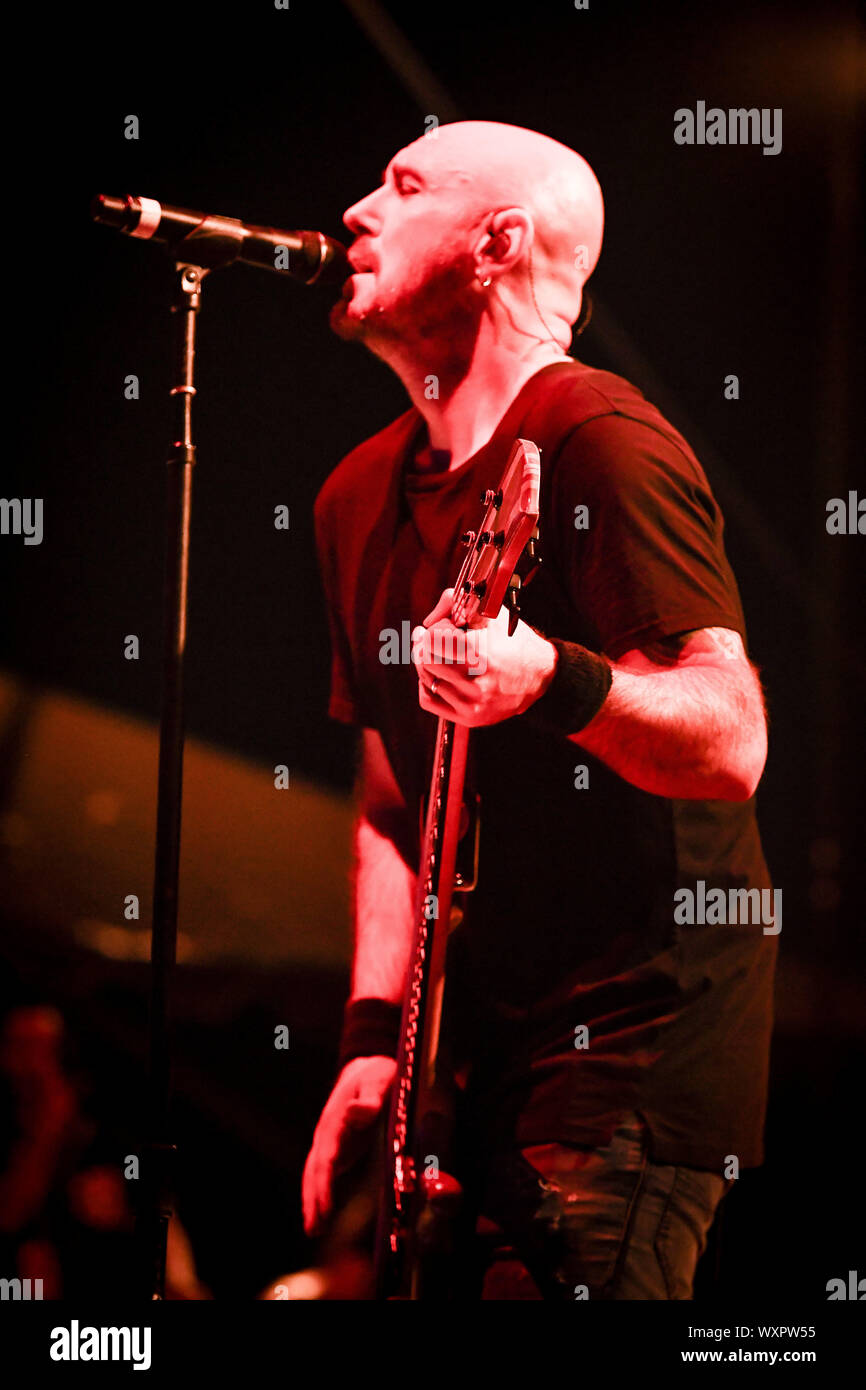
left=374, top=436, right=542, bottom=1299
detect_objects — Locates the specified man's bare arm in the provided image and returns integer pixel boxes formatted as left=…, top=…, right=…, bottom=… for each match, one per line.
left=350, top=728, right=417, bottom=1002
left=415, top=595, right=767, bottom=804
left=302, top=729, right=413, bottom=1236
left=572, top=627, right=768, bottom=801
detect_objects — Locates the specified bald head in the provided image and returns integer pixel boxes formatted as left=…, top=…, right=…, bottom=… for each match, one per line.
left=399, top=121, right=604, bottom=328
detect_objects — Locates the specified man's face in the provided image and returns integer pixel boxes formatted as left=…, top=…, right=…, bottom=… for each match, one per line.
left=330, top=134, right=485, bottom=348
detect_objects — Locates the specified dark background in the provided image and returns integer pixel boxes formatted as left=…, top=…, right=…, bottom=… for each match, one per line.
left=1, top=0, right=863, bottom=1300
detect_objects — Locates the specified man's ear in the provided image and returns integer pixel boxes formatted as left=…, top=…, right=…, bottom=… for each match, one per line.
left=486, top=229, right=509, bottom=258
left=474, top=208, right=534, bottom=277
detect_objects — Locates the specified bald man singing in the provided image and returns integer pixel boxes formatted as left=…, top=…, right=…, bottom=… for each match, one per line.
left=303, top=122, right=777, bottom=1300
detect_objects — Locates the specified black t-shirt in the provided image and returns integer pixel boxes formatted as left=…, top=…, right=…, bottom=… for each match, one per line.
left=314, top=359, right=777, bottom=1171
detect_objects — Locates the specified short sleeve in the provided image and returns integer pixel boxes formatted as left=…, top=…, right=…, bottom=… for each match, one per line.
left=313, top=490, right=364, bottom=726
left=549, top=413, right=747, bottom=659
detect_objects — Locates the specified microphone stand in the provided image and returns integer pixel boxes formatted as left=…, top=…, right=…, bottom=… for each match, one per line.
left=135, top=229, right=244, bottom=1301
left=115, top=209, right=346, bottom=1299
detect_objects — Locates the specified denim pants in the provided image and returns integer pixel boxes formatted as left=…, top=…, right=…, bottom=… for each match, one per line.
left=459, top=1110, right=731, bottom=1300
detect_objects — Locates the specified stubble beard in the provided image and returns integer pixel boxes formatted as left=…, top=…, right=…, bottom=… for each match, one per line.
left=329, top=256, right=479, bottom=369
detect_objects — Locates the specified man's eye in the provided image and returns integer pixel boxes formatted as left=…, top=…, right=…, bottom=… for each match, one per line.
left=399, top=181, right=421, bottom=196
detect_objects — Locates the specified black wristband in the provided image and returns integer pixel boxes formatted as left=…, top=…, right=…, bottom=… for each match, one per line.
left=525, top=638, right=613, bottom=735
left=337, top=997, right=402, bottom=1072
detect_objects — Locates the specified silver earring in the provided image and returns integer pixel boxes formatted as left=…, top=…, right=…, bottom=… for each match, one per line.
left=478, top=275, right=492, bottom=288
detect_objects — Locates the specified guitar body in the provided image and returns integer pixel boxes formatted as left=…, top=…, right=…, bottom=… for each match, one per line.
left=374, top=439, right=542, bottom=1300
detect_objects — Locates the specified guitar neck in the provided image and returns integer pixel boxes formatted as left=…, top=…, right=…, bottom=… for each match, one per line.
left=413, top=715, right=470, bottom=1094
left=375, top=713, right=469, bottom=1298
left=390, top=713, right=469, bottom=1152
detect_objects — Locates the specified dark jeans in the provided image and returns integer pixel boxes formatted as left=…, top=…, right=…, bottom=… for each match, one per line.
left=459, top=1110, right=731, bottom=1300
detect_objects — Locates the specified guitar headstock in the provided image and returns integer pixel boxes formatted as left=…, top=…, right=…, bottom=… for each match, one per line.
left=450, top=438, right=541, bottom=633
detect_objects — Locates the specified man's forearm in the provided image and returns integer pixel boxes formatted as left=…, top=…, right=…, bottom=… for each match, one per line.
left=349, top=811, right=416, bottom=1002
left=570, top=655, right=767, bottom=800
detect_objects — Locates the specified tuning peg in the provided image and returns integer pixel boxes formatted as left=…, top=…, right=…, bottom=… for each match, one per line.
left=460, top=530, right=476, bottom=547
left=519, top=527, right=542, bottom=587
left=462, top=578, right=487, bottom=597
left=480, top=488, right=503, bottom=508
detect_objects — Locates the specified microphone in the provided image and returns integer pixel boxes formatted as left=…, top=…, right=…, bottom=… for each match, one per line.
left=91, top=194, right=349, bottom=285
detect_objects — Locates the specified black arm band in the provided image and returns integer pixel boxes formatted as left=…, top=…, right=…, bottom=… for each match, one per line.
left=337, top=997, right=402, bottom=1072
left=525, top=638, right=613, bottom=735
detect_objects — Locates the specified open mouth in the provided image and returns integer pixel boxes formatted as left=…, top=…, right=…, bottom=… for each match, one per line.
left=347, top=245, right=377, bottom=276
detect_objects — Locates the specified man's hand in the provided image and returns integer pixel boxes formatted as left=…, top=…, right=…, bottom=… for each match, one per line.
left=301, top=1055, right=397, bottom=1238
left=412, top=588, right=557, bottom=727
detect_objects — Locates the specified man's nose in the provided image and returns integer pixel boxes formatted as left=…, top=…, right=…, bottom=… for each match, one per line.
left=343, top=187, right=383, bottom=236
